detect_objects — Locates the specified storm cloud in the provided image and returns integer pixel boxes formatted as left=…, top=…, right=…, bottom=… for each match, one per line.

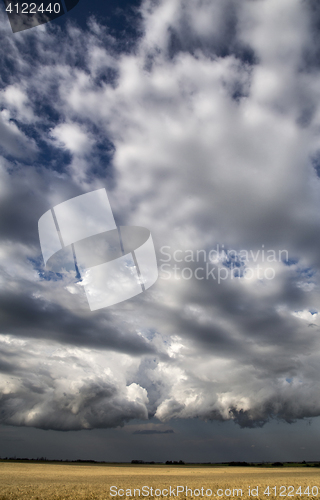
left=1, top=0, right=320, bottom=432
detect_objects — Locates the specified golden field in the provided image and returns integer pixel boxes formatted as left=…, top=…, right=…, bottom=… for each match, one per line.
left=0, top=463, right=319, bottom=500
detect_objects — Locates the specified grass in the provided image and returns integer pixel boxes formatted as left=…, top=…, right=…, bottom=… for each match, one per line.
left=0, top=463, right=319, bottom=500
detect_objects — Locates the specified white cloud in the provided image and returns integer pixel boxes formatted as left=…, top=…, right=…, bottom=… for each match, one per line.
left=0, top=335, right=150, bottom=430
left=2, top=0, right=320, bottom=430
left=1, top=85, right=35, bottom=123
left=50, top=123, right=93, bottom=155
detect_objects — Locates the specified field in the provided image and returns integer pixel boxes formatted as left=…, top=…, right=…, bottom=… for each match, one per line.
left=0, top=463, right=319, bottom=500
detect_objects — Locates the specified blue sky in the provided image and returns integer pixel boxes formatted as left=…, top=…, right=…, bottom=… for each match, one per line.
left=1, top=0, right=320, bottom=462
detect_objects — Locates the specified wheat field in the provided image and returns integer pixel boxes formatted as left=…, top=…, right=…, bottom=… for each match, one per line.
left=0, top=463, right=319, bottom=500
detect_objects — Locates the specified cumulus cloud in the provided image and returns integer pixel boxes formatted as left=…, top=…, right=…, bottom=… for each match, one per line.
left=0, top=336, right=149, bottom=430
left=50, top=123, right=93, bottom=155
left=1, top=0, right=320, bottom=431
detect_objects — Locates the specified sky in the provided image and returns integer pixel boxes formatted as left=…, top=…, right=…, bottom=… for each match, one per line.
left=1, top=0, right=320, bottom=462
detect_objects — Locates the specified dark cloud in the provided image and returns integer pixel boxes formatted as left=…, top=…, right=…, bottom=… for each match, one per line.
left=0, top=287, right=158, bottom=354
left=133, top=429, right=174, bottom=434
left=1, top=0, right=320, bottom=437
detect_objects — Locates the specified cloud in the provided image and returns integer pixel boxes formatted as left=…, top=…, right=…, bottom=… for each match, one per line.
left=0, top=110, right=38, bottom=159
left=50, top=123, right=93, bottom=155
left=1, top=0, right=320, bottom=431
left=133, top=429, right=174, bottom=435
left=0, top=336, right=149, bottom=430
left=0, top=84, right=36, bottom=123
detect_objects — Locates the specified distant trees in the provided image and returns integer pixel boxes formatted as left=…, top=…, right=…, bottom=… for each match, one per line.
left=165, top=460, right=185, bottom=465
left=131, top=460, right=185, bottom=465
left=228, top=462, right=250, bottom=466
